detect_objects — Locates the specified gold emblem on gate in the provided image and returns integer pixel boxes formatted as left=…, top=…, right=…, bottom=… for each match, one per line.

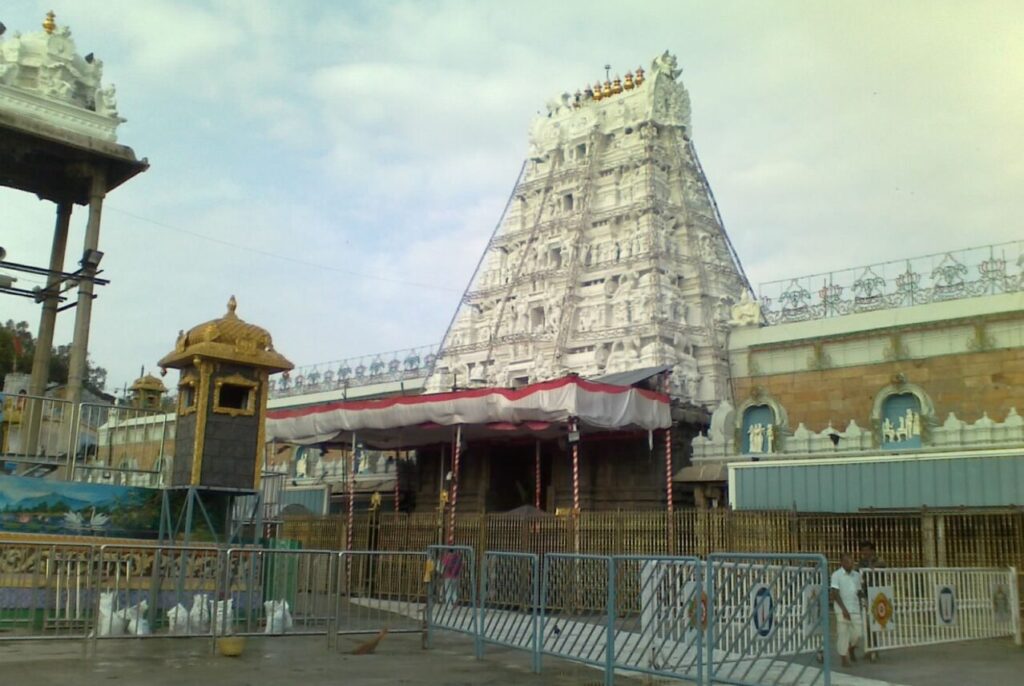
left=871, top=592, right=893, bottom=629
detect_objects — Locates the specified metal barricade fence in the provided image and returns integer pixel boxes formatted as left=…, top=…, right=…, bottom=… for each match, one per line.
left=335, top=550, right=427, bottom=640
left=223, top=548, right=336, bottom=643
left=707, top=553, right=830, bottom=686
left=425, top=545, right=480, bottom=655
left=862, top=566, right=1022, bottom=653
left=0, top=540, right=97, bottom=640
left=613, top=555, right=704, bottom=683
left=540, top=553, right=615, bottom=685
left=480, top=551, right=540, bottom=672
left=91, top=544, right=224, bottom=645
left=76, top=403, right=172, bottom=487
left=1, top=394, right=75, bottom=470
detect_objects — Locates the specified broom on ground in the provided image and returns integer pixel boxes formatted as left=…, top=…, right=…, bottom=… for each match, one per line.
left=352, top=628, right=389, bottom=655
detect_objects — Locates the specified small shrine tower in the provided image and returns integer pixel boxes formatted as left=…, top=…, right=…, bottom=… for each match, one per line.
left=158, top=297, right=292, bottom=493
left=128, top=371, right=166, bottom=410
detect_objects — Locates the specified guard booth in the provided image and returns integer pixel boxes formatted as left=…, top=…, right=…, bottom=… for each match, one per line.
left=157, top=296, right=292, bottom=543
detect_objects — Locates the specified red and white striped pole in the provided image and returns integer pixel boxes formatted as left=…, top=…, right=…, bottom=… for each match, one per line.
left=393, top=450, right=401, bottom=513
left=662, top=372, right=675, bottom=553
left=665, top=427, right=674, bottom=514
left=447, top=425, right=463, bottom=545
left=534, top=440, right=542, bottom=510
left=570, top=418, right=580, bottom=513
left=347, top=432, right=357, bottom=552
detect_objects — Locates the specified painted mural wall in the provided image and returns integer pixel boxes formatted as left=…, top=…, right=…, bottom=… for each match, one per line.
left=0, top=474, right=161, bottom=538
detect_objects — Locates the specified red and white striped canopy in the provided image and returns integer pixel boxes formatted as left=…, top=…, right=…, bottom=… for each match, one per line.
left=266, top=376, right=670, bottom=448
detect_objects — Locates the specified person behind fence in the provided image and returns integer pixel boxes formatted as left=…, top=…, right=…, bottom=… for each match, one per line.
left=830, top=553, right=863, bottom=667
left=440, top=550, right=462, bottom=605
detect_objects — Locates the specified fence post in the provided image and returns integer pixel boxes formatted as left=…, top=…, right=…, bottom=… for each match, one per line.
left=921, top=512, right=937, bottom=567
left=604, top=556, right=615, bottom=686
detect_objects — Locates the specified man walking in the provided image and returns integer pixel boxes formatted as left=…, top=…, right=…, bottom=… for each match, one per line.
left=830, top=553, right=862, bottom=667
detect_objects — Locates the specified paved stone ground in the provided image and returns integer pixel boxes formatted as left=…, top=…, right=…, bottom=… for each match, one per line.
left=831, top=638, right=1024, bottom=686
left=0, top=633, right=1020, bottom=685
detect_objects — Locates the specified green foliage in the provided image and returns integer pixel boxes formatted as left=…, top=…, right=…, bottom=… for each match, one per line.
left=0, top=319, right=108, bottom=391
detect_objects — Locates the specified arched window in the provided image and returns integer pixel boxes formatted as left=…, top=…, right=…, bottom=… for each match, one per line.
left=871, top=375, right=934, bottom=450
left=880, top=393, right=923, bottom=449
left=741, top=405, right=776, bottom=455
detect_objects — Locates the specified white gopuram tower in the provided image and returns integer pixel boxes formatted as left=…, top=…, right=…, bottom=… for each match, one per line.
left=427, top=53, right=750, bottom=406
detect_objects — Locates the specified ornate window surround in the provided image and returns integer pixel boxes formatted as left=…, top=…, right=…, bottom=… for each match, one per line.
left=735, top=387, right=790, bottom=453
left=870, top=373, right=936, bottom=446
left=177, top=375, right=198, bottom=416
left=212, top=373, right=258, bottom=417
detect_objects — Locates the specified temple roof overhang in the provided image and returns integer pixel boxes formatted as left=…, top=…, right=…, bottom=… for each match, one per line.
left=0, top=108, right=147, bottom=204
left=266, top=375, right=671, bottom=449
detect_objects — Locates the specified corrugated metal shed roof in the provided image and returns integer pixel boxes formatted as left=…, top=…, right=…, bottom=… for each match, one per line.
left=729, top=450, right=1024, bottom=512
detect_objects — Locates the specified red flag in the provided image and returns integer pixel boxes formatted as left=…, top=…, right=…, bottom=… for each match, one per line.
left=12, top=336, right=22, bottom=356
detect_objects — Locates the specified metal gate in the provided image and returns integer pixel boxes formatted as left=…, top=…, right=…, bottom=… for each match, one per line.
left=613, top=555, right=705, bottom=683
left=480, top=551, right=540, bottom=671
left=336, top=550, right=428, bottom=638
left=863, top=566, right=1021, bottom=652
left=706, top=553, right=830, bottom=686
left=425, top=545, right=479, bottom=655
left=223, top=547, right=336, bottom=641
left=540, top=553, right=614, bottom=683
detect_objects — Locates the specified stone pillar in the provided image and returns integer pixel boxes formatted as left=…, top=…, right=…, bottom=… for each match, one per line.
left=66, top=167, right=107, bottom=405
left=29, top=201, right=73, bottom=396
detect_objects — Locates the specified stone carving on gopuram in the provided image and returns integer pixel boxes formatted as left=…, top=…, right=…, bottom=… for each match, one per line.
left=0, top=11, right=124, bottom=141
left=427, top=52, right=750, bottom=406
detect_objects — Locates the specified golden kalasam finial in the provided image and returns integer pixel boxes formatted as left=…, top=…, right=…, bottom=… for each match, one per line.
left=602, top=80, right=612, bottom=98
left=43, top=10, right=56, bottom=34
left=635, top=66, right=645, bottom=86
left=592, top=82, right=603, bottom=101
left=624, top=72, right=635, bottom=90
left=227, top=295, right=238, bottom=315
left=612, top=76, right=623, bottom=95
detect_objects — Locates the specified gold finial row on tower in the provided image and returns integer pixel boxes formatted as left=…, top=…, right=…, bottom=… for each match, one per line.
left=572, top=66, right=646, bottom=107
left=43, top=10, right=57, bottom=34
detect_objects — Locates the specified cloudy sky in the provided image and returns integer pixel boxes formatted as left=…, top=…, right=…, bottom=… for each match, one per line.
left=2, top=1, right=1021, bottom=396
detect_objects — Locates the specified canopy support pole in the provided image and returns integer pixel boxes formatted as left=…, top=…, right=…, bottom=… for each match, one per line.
left=447, top=425, right=463, bottom=545
left=347, top=432, right=356, bottom=551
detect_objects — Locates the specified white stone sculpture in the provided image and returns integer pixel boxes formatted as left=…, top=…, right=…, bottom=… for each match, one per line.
left=0, top=14, right=124, bottom=139
left=729, top=290, right=762, bottom=327
left=748, top=423, right=765, bottom=453
left=882, top=418, right=895, bottom=443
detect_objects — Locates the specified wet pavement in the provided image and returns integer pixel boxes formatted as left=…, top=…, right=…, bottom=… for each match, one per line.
left=0, top=632, right=1020, bottom=685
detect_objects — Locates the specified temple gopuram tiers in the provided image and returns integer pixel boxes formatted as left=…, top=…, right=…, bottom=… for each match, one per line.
left=426, top=53, right=749, bottom=406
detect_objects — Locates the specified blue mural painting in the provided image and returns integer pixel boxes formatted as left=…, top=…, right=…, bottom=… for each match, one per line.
left=0, top=474, right=162, bottom=538
left=881, top=393, right=923, bottom=450
left=742, top=405, right=776, bottom=455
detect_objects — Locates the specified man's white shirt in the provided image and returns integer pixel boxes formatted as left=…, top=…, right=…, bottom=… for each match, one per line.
left=830, top=568, right=861, bottom=616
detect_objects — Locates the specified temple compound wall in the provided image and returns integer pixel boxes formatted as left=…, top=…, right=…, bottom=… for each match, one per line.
left=689, top=249, right=1024, bottom=510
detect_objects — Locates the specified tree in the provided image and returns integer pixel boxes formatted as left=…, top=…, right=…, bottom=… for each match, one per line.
left=1, top=320, right=108, bottom=391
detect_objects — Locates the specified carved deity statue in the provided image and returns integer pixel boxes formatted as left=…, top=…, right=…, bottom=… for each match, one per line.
left=748, top=423, right=765, bottom=453
left=729, top=290, right=762, bottom=327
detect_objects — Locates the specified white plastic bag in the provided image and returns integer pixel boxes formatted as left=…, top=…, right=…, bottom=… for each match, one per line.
left=263, top=600, right=293, bottom=634
left=97, top=592, right=125, bottom=637
left=213, top=599, right=234, bottom=635
left=123, top=600, right=151, bottom=636
left=165, top=604, right=190, bottom=634
left=188, top=593, right=210, bottom=633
